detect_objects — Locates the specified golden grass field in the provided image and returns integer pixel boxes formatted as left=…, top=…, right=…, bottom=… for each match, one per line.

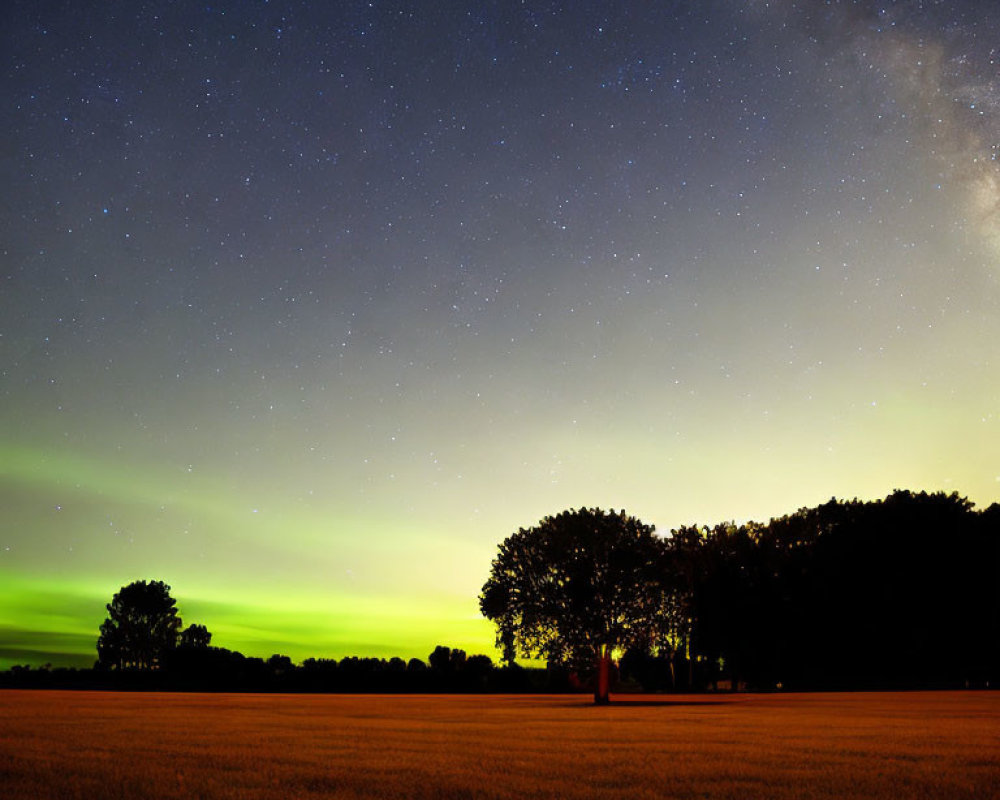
left=0, top=690, right=997, bottom=799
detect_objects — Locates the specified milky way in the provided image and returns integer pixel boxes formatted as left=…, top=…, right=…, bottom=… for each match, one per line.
left=2, top=1, right=998, bottom=667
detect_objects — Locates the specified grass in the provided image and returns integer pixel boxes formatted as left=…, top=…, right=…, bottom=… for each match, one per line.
left=0, top=690, right=997, bottom=799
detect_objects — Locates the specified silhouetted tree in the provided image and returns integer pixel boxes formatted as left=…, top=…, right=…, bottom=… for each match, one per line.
left=450, top=648, right=467, bottom=672
left=480, top=507, right=672, bottom=704
left=267, top=654, right=294, bottom=676
left=179, top=623, right=212, bottom=649
left=463, top=654, right=493, bottom=690
left=97, top=580, right=182, bottom=670
left=429, top=645, right=453, bottom=672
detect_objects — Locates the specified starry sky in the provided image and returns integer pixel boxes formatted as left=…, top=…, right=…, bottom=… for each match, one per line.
left=2, top=1, right=998, bottom=668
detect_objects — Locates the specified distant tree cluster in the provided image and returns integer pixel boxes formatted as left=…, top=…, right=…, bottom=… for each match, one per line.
left=0, top=639, right=567, bottom=693
left=96, top=580, right=212, bottom=670
left=482, top=492, right=999, bottom=699
left=4, top=578, right=571, bottom=692
left=664, top=491, right=999, bottom=691
left=71, top=580, right=527, bottom=692
left=149, top=642, right=520, bottom=692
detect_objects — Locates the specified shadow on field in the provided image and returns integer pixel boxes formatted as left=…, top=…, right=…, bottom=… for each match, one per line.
left=554, top=697, right=738, bottom=708
left=611, top=698, right=737, bottom=707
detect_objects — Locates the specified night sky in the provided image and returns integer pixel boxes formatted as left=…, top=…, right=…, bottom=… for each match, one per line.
left=2, top=1, right=998, bottom=668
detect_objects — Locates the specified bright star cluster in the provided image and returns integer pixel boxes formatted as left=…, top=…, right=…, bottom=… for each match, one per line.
left=1, top=1, right=998, bottom=667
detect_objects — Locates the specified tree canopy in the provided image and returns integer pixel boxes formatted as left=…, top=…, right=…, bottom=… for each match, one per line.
left=97, top=580, right=183, bottom=670
left=480, top=507, right=672, bottom=703
left=664, top=490, right=999, bottom=691
left=179, top=623, right=212, bottom=649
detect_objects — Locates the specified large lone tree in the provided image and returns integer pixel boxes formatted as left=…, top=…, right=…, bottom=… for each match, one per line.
left=97, top=580, right=183, bottom=670
left=480, top=507, right=672, bottom=704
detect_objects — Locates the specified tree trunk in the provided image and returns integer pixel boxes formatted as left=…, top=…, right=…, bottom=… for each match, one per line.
left=594, top=646, right=611, bottom=705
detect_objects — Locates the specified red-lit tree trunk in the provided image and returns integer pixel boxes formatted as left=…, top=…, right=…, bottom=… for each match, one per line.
left=594, top=645, right=612, bottom=705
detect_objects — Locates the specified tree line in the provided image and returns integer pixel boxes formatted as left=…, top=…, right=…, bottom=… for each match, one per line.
left=2, top=490, right=996, bottom=699
left=4, top=579, right=537, bottom=692
left=660, top=490, right=997, bottom=693
left=482, top=490, right=998, bottom=701
left=1, top=639, right=568, bottom=693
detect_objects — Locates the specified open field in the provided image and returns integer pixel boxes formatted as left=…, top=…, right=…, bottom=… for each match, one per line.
left=0, top=691, right=997, bottom=799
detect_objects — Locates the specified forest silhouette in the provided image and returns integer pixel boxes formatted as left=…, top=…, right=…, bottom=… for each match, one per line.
left=3, top=490, right=996, bottom=694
